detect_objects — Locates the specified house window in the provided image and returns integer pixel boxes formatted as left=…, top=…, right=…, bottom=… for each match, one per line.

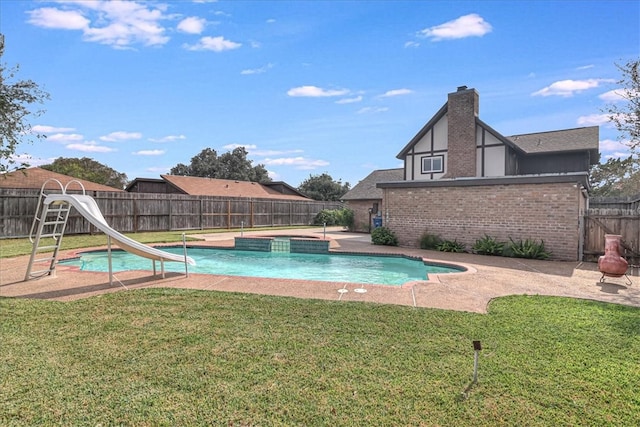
left=421, top=155, right=444, bottom=174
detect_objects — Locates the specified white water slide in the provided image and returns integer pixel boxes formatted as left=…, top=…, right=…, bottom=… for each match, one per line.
left=25, top=180, right=195, bottom=283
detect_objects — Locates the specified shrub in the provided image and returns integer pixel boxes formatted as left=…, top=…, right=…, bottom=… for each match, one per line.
left=419, top=231, right=442, bottom=250
left=371, top=226, right=399, bottom=246
left=436, top=239, right=466, bottom=253
left=472, top=235, right=505, bottom=256
left=312, top=209, right=354, bottom=229
left=508, top=238, right=551, bottom=260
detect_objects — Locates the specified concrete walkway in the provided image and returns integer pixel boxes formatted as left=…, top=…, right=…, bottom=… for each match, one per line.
left=1, top=227, right=638, bottom=313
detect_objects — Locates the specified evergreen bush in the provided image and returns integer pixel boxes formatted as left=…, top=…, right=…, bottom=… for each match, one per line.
left=371, top=226, right=399, bottom=246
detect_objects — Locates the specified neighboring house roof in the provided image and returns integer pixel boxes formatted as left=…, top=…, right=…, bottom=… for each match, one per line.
left=507, top=126, right=599, bottom=162
left=342, top=168, right=404, bottom=200
left=0, top=167, right=123, bottom=192
left=160, top=175, right=311, bottom=200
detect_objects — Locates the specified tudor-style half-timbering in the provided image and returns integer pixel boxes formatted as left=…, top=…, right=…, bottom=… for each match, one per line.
left=396, top=86, right=598, bottom=181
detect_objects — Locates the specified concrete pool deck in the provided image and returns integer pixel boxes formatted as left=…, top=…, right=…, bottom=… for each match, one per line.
left=1, top=227, right=638, bottom=313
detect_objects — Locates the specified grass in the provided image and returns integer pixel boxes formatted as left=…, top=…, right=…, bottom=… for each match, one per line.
left=1, top=290, right=639, bottom=426
left=0, top=226, right=315, bottom=259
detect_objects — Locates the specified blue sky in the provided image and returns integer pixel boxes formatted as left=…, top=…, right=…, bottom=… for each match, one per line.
left=2, top=0, right=638, bottom=187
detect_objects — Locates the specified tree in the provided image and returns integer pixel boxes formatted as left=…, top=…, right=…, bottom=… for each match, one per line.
left=41, top=157, right=129, bottom=190
left=170, top=147, right=271, bottom=182
left=0, top=34, right=50, bottom=173
left=297, top=173, right=350, bottom=201
left=603, top=58, right=639, bottom=152
left=589, top=155, right=640, bottom=197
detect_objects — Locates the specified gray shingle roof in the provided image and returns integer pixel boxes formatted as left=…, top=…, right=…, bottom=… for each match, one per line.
left=342, top=168, right=404, bottom=200
left=507, top=126, right=599, bottom=156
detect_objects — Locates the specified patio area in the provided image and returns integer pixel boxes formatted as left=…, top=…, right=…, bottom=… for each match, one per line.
left=1, top=227, right=638, bottom=313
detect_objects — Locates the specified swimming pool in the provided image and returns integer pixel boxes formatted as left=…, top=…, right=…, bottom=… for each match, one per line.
left=60, top=247, right=465, bottom=286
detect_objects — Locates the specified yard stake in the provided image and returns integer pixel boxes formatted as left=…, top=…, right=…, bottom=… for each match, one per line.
left=472, top=340, right=481, bottom=384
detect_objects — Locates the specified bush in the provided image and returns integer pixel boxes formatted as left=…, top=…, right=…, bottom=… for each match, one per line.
left=371, top=226, right=398, bottom=246
left=436, top=239, right=466, bottom=253
left=419, top=231, right=442, bottom=250
left=472, top=235, right=505, bottom=256
left=313, top=209, right=354, bottom=229
left=507, top=238, right=551, bottom=260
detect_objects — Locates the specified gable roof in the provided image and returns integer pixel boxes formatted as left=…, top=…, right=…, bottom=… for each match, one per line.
left=160, top=175, right=311, bottom=200
left=342, top=168, right=404, bottom=200
left=507, top=126, right=599, bottom=163
left=396, top=102, right=448, bottom=159
left=396, top=92, right=599, bottom=163
left=0, top=167, right=124, bottom=192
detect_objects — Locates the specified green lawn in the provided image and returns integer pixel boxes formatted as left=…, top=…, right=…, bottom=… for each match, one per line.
left=1, top=291, right=638, bottom=426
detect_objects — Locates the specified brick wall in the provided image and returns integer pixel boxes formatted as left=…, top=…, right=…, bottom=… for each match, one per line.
left=345, top=199, right=382, bottom=232
left=382, top=181, right=586, bottom=261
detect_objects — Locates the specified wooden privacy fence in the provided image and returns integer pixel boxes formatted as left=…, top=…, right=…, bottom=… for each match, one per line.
left=0, top=189, right=343, bottom=238
left=583, top=194, right=640, bottom=265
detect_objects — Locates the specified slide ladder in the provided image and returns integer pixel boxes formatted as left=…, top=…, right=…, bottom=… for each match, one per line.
left=25, top=179, right=85, bottom=280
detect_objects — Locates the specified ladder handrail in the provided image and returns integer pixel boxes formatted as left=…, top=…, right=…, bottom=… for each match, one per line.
left=29, top=179, right=87, bottom=243
left=29, top=179, right=64, bottom=243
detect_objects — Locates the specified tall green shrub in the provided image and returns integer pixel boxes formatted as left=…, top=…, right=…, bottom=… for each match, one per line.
left=371, top=226, right=399, bottom=246
left=313, top=208, right=354, bottom=230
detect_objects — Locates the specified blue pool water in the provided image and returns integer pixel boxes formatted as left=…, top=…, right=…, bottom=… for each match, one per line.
left=60, top=247, right=464, bottom=286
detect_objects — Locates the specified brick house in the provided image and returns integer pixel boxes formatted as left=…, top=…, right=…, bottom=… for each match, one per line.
left=344, top=86, right=599, bottom=261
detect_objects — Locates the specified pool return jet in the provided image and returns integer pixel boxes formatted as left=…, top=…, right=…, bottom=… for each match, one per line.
left=25, top=179, right=195, bottom=286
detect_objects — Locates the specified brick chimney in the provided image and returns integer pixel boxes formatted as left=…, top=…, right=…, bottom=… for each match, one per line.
left=444, top=86, right=479, bottom=178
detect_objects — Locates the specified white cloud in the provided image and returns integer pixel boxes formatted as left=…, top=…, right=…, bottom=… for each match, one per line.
left=357, top=107, right=389, bottom=114
left=66, top=142, right=115, bottom=153
left=418, top=14, right=492, bottom=41
left=177, top=16, right=206, bottom=34
left=532, top=79, right=615, bottom=97
left=253, top=149, right=304, bottom=156
left=599, top=88, right=627, bottom=103
left=223, top=143, right=258, bottom=150
left=32, top=125, right=76, bottom=133
left=27, top=7, right=89, bottom=30
left=599, top=138, right=631, bottom=154
left=8, top=154, right=53, bottom=168
left=577, top=64, right=595, bottom=70
left=335, top=96, right=363, bottom=104
left=577, top=114, right=612, bottom=126
left=100, top=131, right=143, bottom=142
left=380, top=88, right=413, bottom=97
left=262, top=157, right=329, bottom=170
left=184, top=36, right=241, bottom=52
left=47, top=133, right=85, bottom=142
left=241, top=63, right=274, bottom=75
left=28, top=1, right=171, bottom=48
left=133, top=149, right=165, bottom=156
left=404, top=41, right=420, bottom=48
left=266, top=19, right=276, bottom=24
left=148, top=135, right=186, bottom=142
left=287, top=86, right=350, bottom=97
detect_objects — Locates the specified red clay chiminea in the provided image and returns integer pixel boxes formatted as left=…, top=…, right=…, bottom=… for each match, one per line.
left=598, top=234, right=631, bottom=284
